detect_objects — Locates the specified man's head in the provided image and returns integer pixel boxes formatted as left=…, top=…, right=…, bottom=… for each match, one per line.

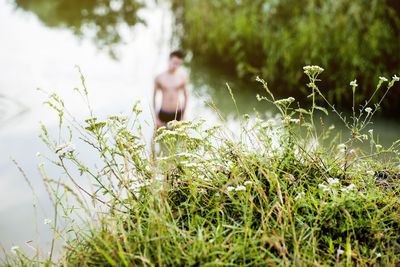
left=168, top=50, right=185, bottom=72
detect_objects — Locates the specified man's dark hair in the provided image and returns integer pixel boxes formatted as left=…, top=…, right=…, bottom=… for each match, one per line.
left=169, top=50, right=185, bottom=59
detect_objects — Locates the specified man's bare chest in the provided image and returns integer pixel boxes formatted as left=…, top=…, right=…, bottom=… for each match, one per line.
left=159, top=76, right=184, bottom=92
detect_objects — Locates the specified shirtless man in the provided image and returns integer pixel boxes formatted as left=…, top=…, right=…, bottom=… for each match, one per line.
left=153, top=50, right=188, bottom=128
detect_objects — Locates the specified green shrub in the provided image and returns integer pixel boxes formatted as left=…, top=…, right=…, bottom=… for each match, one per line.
left=171, top=0, right=400, bottom=112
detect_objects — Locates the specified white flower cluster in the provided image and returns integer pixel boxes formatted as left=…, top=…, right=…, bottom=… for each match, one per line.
left=227, top=181, right=252, bottom=193
left=44, top=218, right=52, bottom=225
left=379, top=76, right=388, bottom=82
left=392, top=74, right=400, bottom=82
left=56, top=142, right=75, bottom=156
left=303, top=65, right=324, bottom=76
left=318, top=177, right=339, bottom=192
left=340, top=184, right=356, bottom=193
left=319, top=178, right=357, bottom=195
left=294, top=191, right=305, bottom=201
left=273, top=97, right=295, bottom=106
left=365, top=107, right=372, bottom=113
left=283, top=116, right=300, bottom=124
left=130, top=179, right=151, bottom=193
left=337, top=143, right=346, bottom=153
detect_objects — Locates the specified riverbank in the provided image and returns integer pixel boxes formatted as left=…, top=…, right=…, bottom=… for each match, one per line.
left=170, top=0, right=400, bottom=115
left=2, top=69, right=400, bottom=265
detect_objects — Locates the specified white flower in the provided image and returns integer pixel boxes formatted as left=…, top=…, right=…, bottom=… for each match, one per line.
left=273, top=97, right=295, bottom=106
left=318, top=184, right=330, bottom=192
left=379, top=76, right=388, bottom=82
left=337, top=249, right=344, bottom=255
left=294, top=192, right=305, bottom=201
left=235, top=185, right=246, bottom=192
left=337, top=143, right=346, bottom=149
left=215, top=193, right=220, bottom=197
left=327, top=177, right=340, bottom=186
left=375, top=144, right=382, bottom=150
left=303, top=65, right=324, bottom=75
left=227, top=186, right=235, bottom=192
left=376, top=252, right=382, bottom=257
left=44, top=218, right=52, bottom=225
left=350, top=79, right=358, bottom=87
left=341, top=184, right=356, bottom=193
left=361, top=134, right=368, bottom=140
left=55, top=142, right=75, bottom=156
left=365, top=107, right=372, bottom=113
left=392, top=75, right=400, bottom=82
left=11, top=246, right=19, bottom=254
left=367, top=170, right=374, bottom=176
left=36, top=152, right=42, bottom=157
left=244, top=181, right=253, bottom=186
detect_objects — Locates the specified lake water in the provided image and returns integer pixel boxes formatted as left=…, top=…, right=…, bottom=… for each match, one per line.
left=0, top=0, right=399, bottom=260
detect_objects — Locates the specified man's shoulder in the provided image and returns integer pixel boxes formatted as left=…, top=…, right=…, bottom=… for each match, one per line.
left=178, top=70, right=189, bottom=82
left=155, top=72, right=166, bottom=82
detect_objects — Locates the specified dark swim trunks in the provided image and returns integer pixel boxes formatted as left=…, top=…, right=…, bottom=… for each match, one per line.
left=159, top=109, right=182, bottom=123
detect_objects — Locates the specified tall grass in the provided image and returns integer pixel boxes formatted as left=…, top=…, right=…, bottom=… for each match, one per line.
left=2, top=66, right=400, bottom=266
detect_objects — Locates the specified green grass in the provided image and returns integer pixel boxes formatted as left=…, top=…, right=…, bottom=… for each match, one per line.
left=2, top=67, right=400, bottom=266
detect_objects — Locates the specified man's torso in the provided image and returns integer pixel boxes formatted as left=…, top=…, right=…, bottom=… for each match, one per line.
left=156, top=70, right=187, bottom=112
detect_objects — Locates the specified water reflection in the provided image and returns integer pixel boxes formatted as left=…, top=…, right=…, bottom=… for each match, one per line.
left=0, top=94, right=29, bottom=129
left=13, top=0, right=145, bottom=58
left=189, top=61, right=274, bottom=119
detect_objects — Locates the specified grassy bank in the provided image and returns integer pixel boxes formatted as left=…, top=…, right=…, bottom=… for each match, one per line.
left=2, top=67, right=400, bottom=266
left=170, top=0, right=400, bottom=114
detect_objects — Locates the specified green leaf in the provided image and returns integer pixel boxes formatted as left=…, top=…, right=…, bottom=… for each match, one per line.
left=296, top=108, right=310, bottom=115
left=315, top=106, right=328, bottom=115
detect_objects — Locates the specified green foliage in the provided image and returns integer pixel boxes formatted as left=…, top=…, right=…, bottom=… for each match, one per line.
left=171, top=0, right=400, bottom=112
left=2, top=68, right=400, bottom=266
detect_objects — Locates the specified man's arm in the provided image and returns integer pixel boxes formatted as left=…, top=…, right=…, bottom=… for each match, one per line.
left=153, top=78, right=159, bottom=114
left=182, top=75, right=189, bottom=120
left=153, top=78, right=162, bottom=127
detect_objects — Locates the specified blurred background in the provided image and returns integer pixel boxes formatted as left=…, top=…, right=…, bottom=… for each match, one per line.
left=0, top=0, right=399, bottom=258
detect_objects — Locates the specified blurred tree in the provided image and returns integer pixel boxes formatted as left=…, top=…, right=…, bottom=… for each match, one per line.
left=14, top=0, right=144, bottom=58
left=171, top=0, right=400, bottom=113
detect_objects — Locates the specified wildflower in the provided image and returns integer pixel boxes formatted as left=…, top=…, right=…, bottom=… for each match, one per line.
left=235, top=185, right=246, bottom=191
left=376, top=252, right=382, bottom=257
left=215, top=193, right=220, bottom=197
left=244, top=181, right=253, bottom=186
left=350, top=79, right=358, bottom=88
left=283, top=116, right=300, bottom=124
left=375, top=144, right=382, bottom=150
left=368, top=129, right=373, bottom=135
left=55, top=142, right=75, bottom=156
left=303, top=65, right=324, bottom=76
left=337, top=143, right=346, bottom=149
left=11, top=246, right=19, bottom=254
left=365, top=107, right=372, bottom=113
left=36, top=152, right=42, bottom=157
left=367, top=170, right=374, bottom=176
left=361, top=134, right=368, bottom=140
left=341, top=184, right=356, bottom=193
left=294, top=192, right=305, bottom=201
left=379, top=76, right=388, bottom=82
left=327, top=177, right=340, bottom=186
left=392, top=75, right=400, bottom=82
left=318, top=184, right=330, bottom=192
left=273, top=97, right=295, bottom=106
left=44, top=218, right=51, bottom=225
left=227, top=186, right=235, bottom=192
left=337, top=249, right=344, bottom=255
